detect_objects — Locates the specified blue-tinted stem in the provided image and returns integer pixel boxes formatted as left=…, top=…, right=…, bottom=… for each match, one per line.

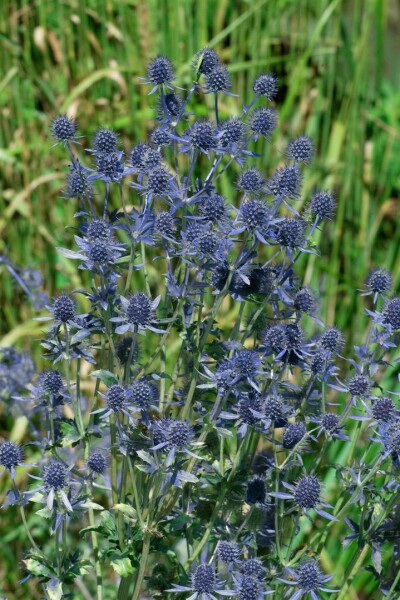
left=103, top=181, right=110, bottom=218
left=214, top=93, right=219, bottom=125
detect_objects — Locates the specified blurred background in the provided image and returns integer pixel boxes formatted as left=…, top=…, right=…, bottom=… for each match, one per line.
left=0, top=0, right=400, bottom=597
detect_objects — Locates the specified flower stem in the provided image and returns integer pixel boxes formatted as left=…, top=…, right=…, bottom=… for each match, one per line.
left=131, top=534, right=151, bottom=600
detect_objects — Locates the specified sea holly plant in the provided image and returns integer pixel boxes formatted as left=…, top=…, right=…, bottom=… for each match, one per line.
left=1, top=48, right=400, bottom=600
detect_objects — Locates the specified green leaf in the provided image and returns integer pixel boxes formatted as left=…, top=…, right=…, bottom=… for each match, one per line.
left=110, top=556, right=134, bottom=577
left=113, top=503, right=138, bottom=520
left=59, top=420, right=82, bottom=446
left=216, top=427, right=233, bottom=438
left=23, top=558, right=55, bottom=578
left=178, top=471, right=198, bottom=483
left=46, top=578, right=63, bottom=600
left=36, top=507, right=53, bottom=519
left=80, top=510, right=118, bottom=541
left=90, top=369, right=118, bottom=387
left=80, top=501, right=104, bottom=511
left=136, top=450, right=154, bottom=464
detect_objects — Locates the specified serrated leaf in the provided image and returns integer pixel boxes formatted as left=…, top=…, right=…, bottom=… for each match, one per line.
left=46, top=578, right=63, bottom=600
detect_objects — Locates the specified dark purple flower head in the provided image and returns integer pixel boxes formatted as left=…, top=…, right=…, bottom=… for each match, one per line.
left=321, top=413, right=340, bottom=434
left=146, top=166, right=171, bottom=195
left=198, top=231, right=219, bottom=255
left=367, top=269, right=392, bottom=295
left=238, top=395, right=263, bottom=425
left=89, top=243, right=110, bottom=266
left=115, top=336, right=140, bottom=365
left=217, top=541, right=240, bottom=564
left=189, top=120, right=215, bottom=151
left=310, top=190, right=335, bottom=220
left=267, top=164, right=302, bottom=199
left=0, top=441, right=23, bottom=471
left=155, top=211, right=176, bottom=238
left=205, top=65, right=231, bottom=93
left=53, top=293, right=76, bottom=323
left=383, top=297, right=400, bottom=330
left=151, top=127, right=171, bottom=147
left=348, top=373, right=370, bottom=397
left=159, top=92, right=183, bottom=120
left=95, top=151, right=124, bottom=182
left=241, top=559, right=265, bottom=581
left=277, top=218, right=307, bottom=248
left=241, top=199, right=269, bottom=229
left=43, top=460, right=67, bottom=491
left=64, top=162, right=93, bottom=200
left=232, top=349, right=260, bottom=377
left=264, top=394, right=284, bottom=422
left=141, top=148, right=162, bottom=171
left=281, top=559, right=337, bottom=596
left=219, top=117, right=246, bottom=146
left=294, top=287, right=317, bottom=314
left=42, top=370, right=63, bottom=394
left=297, top=560, right=322, bottom=591
left=246, top=477, right=266, bottom=505
left=282, top=421, right=306, bottom=449
left=214, top=361, right=236, bottom=394
left=194, top=48, right=220, bottom=75
left=284, top=323, right=304, bottom=350
left=86, top=218, right=112, bottom=244
left=263, top=325, right=287, bottom=354
left=126, top=292, right=152, bottom=327
left=87, top=452, right=107, bottom=475
left=237, top=576, right=262, bottom=600
left=131, top=143, right=151, bottom=169
left=253, top=73, right=278, bottom=99
left=294, top=475, right=321, bottom=509
left=147, top=55, right=175, bottom=85
left=130, top=379, right=157, bottom=409
left=248, top=107, right=278, bottom=138
left=192, top=563, right=216, bottom=592
left=106, top=384, right=127, bottom=412
left=166, top=420, right=193, bottom=450
left=320, top=327, right=344, bottom=353
left=372, top=397, right=395, bottom=423
left=287, top=136, right=314, bottom=163
left=310, top=350, right=330, bottom=375
left=51, top=114, right=78, bottom=143
left=183, top=221, right=203, bottom=245
left=238, top=168, right=265, bottom=194
left=200, top=194, right=226, bottom=222
left=93, top=128, right=119, bottom=153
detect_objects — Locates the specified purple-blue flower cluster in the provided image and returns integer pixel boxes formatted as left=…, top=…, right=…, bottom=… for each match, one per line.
left=1, top=47, right=400, bottom=600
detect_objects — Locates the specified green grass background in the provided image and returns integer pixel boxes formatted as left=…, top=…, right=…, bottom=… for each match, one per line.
left=0, top=0, right=400, bottom=597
